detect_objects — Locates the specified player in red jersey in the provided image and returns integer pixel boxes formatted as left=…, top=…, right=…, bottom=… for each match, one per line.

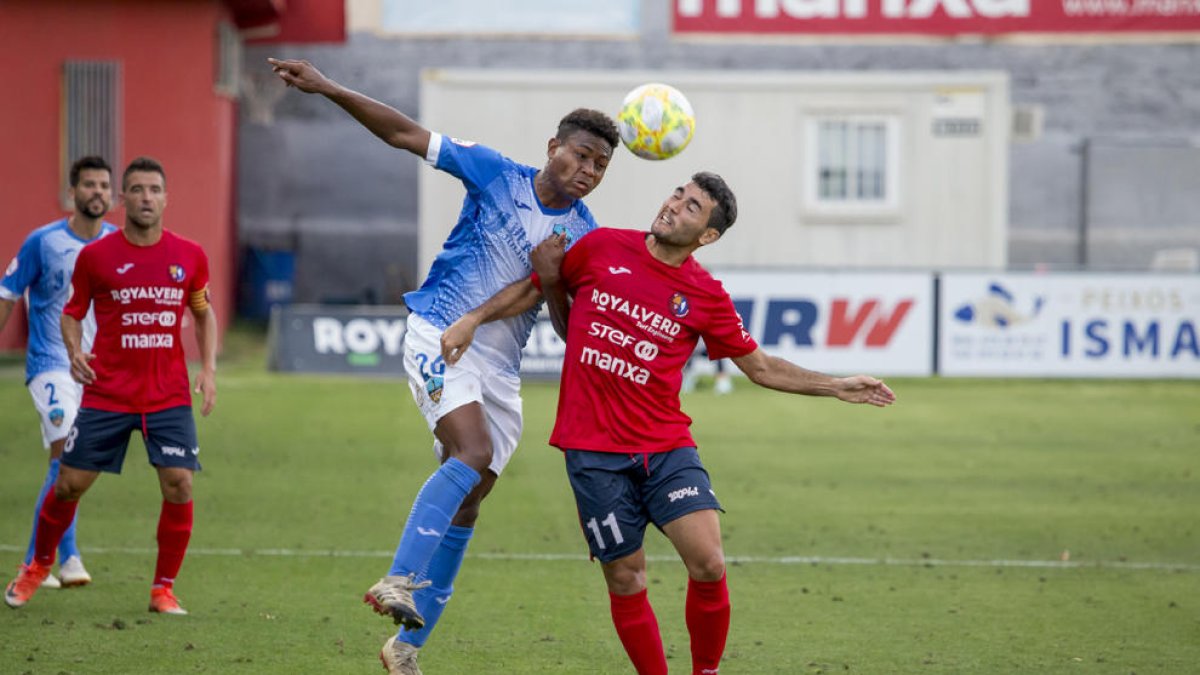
left=4, top=157, right=218, bottom=615
left=442, top=172, right=895, bottom=675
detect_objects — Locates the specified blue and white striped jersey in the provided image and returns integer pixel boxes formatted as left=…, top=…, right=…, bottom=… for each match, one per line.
left=404, top=133, right=599, bottom=375
left=1, top=218, right=118, bottom=382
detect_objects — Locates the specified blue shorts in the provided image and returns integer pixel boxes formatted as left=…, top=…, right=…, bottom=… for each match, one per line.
left=61, top=406, right=201, bottom=474
left=564, top=447, right=722, bottom=563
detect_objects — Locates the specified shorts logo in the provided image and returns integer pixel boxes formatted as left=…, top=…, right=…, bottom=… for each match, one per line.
left=669, top=292, right=690, bottom=318
left=668, top=486, right=700, bottom=503
left=425, top=375, right=444, bottom=404
left=49, top=408, right=65, bottom=427
left=160, top=446, right=188, bottom=458
left=168, top=264, right=186, bottom=283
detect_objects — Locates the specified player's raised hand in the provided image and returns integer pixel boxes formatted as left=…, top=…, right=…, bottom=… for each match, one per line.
left=532, top=233, right=567, bottom=285
left=194, top=369, right=217, bottom=417
left=69, top=351, right=96, bottom=385
left=267, top=58, right=335, bottom=95
left=834, top=375, right=896, bottom=407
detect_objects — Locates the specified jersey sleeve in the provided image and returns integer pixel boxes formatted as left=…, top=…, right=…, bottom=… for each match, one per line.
left=700, top=286, right=758, bottom=360
left=0, top=231, right=43, bottom=301
left=188, top=246, right=212, bottom=311
left=429, top=133, right=508, bottom=196
left=62, top=246, right=94, bottom=320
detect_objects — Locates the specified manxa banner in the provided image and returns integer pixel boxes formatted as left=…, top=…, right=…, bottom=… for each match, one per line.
left=674, top=0, right=1200, bottom=36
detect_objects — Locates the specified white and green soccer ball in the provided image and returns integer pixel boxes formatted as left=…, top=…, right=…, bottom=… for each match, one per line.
left=617, top=83, right=695, bottom=161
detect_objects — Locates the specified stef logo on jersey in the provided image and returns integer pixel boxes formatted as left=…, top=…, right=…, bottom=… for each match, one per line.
left=4, top=257, right=16, bottom=277
left=449, top=137, right=476, bottom=148
left=425, top=375, right=444, bottom=404
left=168, top=264, right=186, bottom=283
left=49, top=408, right=65, bottom=427
left=669, top=292, right=690, bottom=318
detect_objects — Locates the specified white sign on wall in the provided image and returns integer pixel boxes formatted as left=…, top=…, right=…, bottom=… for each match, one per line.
left=940, top=273, right=1200, bottom=378
left=716, top=271, right=935, bottom=376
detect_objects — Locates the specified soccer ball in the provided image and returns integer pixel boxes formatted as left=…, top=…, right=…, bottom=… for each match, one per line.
left=617, top=83, right=695, bottom=161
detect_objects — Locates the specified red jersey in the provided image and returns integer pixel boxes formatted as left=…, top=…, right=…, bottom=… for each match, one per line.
left=547, top=228, right=757, bottom=453
left=64, top=230, right=210, bottom=413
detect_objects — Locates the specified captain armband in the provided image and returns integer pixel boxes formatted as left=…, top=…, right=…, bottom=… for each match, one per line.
left=189, top=286, right=211, bottom=312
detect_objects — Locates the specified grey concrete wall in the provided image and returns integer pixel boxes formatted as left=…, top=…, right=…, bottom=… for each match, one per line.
left=239, top=3, right=1200, bottom=304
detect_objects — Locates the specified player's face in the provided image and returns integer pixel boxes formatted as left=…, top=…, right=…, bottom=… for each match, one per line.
left=544, top=130, right=613, bottom=202
left=70, top=169, right=113, bottom=219
left=650, top=182, right=718, bottom=247
left=122, top=171, right=168, bottom=229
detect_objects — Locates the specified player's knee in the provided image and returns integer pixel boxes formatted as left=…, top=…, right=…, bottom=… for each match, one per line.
left=159, top=474, right=193, bottom=503
left=685, top=550, right=726, bottom=582
left=602, top=560, right=647, bottom=595
left=52, top=482, right=85, bottom=502
left=448, top=443, right=492, bottom=472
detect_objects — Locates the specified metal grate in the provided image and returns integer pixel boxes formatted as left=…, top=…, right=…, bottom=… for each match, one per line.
left=62, top=60, right=121, bottom=205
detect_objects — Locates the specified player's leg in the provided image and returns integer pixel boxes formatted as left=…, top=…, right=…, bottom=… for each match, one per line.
left=23, top=372, right=89, bottom=587
left=144, top=406, right=200, bottom=616
left=651, top=448, right=730, bottom=675
left=565, top=450, right=667, bottom=675
left=6, top=408, right=127, bottom=609
left=391, top=370, right=521, bottom=662
left=368, top=314, right=487, bottom=630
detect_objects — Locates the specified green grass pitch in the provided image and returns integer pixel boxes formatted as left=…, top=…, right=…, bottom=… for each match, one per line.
left=1, top=331, right=1197, bottom=673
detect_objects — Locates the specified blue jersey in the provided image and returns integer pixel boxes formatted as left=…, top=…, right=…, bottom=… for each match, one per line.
left=1, top=218, right=118, bottom=382
left=405, top=133, right=599, bottom=374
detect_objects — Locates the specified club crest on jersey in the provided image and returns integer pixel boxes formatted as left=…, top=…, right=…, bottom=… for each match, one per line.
left=49, top=408, right=65, bottom=427
left=669, top=292, right=690, bottom=318
left=551, top=223, right=574, bottom=245
left=168, top=264, right=186, bottom=283
left=425, top=375, right=444, bottom=404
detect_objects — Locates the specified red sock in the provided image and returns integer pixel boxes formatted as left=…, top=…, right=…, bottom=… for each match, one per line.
left=686, top=573, right=731, bottom=675
left=34, top=491, right=79, bottom=567
left=609, top=589, right=668, bottom=675
left=153, top=500, right=193, bottom=588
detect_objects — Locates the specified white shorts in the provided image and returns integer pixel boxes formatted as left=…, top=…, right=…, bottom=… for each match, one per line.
left=27, top=371, right=83, bottom=449
left=403, top=313, right=523, bottom=475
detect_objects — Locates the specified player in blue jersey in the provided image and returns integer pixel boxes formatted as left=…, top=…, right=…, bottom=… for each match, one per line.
left=269, top=57, right=620, bottom=673
left=0, top=156, right=118, bottom=591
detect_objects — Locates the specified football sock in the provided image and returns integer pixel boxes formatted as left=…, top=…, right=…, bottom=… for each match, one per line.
left=686, top=573, right=731, bottom=675
left=153, top=500, right=193, bottom=588
left=609, top=589, right=668, bottom=675
left=388, top=458, right=481, bottom=578
left=398, top=524, right=474, bottom=647
left=33, top=490, right=78, bottom=568
left=25, top=458, right=80, bottom=564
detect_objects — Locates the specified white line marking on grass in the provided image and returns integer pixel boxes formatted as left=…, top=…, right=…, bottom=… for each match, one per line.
left=1, top=544, right=1195, bottom=571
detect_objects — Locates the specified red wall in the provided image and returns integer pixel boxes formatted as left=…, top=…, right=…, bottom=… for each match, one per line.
left=0, top=0, right=235, bottom=357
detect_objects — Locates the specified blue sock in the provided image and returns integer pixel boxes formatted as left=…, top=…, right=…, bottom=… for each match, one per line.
left=25, top=458, right=79, bottom=565
left=398, top=524, right=474, bottom=648
left=388, top=458, right=480, bottom=578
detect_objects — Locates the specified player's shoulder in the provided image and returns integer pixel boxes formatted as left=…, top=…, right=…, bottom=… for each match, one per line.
left=162, top=230, right=207, bottom=255
left=23, top=218, right=70, bottom=247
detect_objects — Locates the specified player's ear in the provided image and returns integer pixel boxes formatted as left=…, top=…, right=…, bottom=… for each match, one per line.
left=546, top=136, right=562, bottom=160
left=698, top=227, right=722, bottom=247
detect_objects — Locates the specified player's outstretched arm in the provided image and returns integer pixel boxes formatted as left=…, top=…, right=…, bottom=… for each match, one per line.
left=267, top=58, right=431, bottom=157
left=731, top=348, right=896, bottom=407
left=191, top=304, right=218, bottom=417
left=61, top=314, right=96, bottom=385
left=441, top=278, right=541, bottom=366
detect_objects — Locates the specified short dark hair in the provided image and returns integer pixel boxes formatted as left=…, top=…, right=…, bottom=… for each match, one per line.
left=123, top=156, right=166, bottom=190
left=693, top=171, right=737, bottom=234
left=69, top=156, right=112, bottom=187
left=557, top=108, right=620, bottom=151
